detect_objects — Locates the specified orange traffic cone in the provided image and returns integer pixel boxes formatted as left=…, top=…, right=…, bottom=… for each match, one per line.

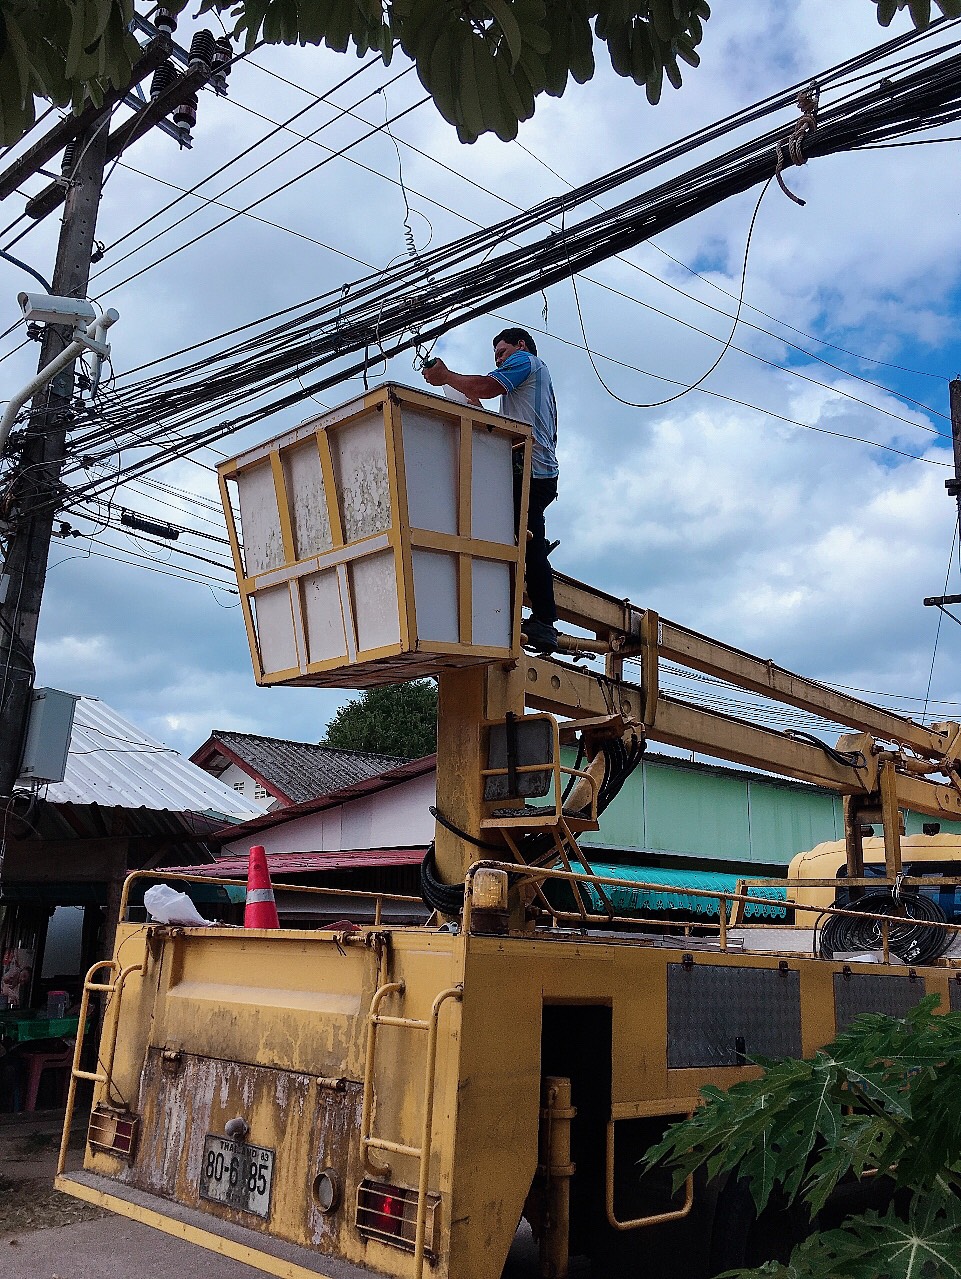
left=244, top=845, right=280, bottom=929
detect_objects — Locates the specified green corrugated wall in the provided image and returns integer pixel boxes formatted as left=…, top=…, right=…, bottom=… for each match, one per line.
left=565, top=751, right=961, bottom=865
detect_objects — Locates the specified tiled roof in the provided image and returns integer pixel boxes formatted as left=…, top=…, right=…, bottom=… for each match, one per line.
left=193, top=730, right=406, bottom=805
left=42, top=698, right=268, bottom=819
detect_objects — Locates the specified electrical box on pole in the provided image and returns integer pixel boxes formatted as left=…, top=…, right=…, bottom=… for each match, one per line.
left=15, top=687, right=78, bottom=784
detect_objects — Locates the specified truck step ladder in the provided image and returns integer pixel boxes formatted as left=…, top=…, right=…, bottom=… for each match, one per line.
left=360, top=979, right=462, bottom=1278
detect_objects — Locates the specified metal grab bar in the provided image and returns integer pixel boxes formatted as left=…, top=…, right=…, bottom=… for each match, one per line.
left=118, top=867, right=423, bottom=924
left=57, top=958, right=143, bottom=1176
left=463, top=859, right=961, bottom=952
left=605, top=1117, right=694, bottom=1230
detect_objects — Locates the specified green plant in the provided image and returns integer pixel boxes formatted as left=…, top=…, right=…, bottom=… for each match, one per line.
left=323, top=678, right=437, bottom=759
left=647, top=996, right=961, bottom=1278
left=4, top=1, right=961, bottom=147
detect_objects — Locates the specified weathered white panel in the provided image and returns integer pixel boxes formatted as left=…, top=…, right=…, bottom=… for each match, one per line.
left=282, top=441, right=332, bottom=559
left=472, top=558, right=512, bottom=648
left=252, top=585, right=298, bottom=674
left=402, top=409, right=458, bottom=534
left=330, top=412, right=391, bottom=543
left=301, top=569, right=347, bottom=662
left=236, top=463, right=284, bottom=575
left=412, top=549, right=459, bottom=643
left=350, top=551, right=401, bottom=652
left=471, top=429, right=515, bottom=544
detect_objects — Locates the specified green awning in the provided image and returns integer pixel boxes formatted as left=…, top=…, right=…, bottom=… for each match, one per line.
left=127, top=878, right=245, bottom=908
left=582, top=864, right=787, bottom=920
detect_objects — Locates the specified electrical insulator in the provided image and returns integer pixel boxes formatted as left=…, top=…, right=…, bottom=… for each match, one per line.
left=60, top=140, right=77, bottom=176
left=210, top=36, right=232, bottom=95
left=172, top=92, right=199, bottom=139
left=188, top=29, right=217, bottom=71
left=154, top=6, right=177, bottom=34
left=150, top=61, right=177, bottom=100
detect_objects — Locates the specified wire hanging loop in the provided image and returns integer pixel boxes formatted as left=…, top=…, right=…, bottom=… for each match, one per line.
left=774, top=84, right=820, bottom=206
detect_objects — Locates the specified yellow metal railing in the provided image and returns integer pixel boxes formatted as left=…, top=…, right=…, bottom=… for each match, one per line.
left=57, top=958, right=143, bottom=1176
left=461, top=859, right=961, bottom=954
left=118, top=867, right=425, bottom=926
left=360, top=978, right=463, bottom=1279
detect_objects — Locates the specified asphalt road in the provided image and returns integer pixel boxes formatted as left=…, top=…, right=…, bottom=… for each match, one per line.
left=1, top=1214, right=266, bottom=1279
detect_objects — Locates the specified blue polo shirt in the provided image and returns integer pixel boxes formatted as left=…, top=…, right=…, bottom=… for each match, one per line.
left=488, top=351, right=558, bottom=479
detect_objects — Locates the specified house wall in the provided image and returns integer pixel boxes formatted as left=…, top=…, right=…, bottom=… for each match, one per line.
left=220, top=753, right=961, bottom=867
left=220, top=772, right=437, bottom=856
left=217, top=761, right=280, bottom=808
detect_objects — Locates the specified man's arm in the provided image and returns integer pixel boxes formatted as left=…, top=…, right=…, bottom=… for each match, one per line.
left=422, top=358, right=501, bottom=402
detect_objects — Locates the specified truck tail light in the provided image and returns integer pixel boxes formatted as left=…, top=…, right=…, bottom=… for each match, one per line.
left=365, top=1186, right=404, bottom=1236
left=88, top=1106, right=139, bottom=1159
left=356, top=1179, right=440, bottom=1255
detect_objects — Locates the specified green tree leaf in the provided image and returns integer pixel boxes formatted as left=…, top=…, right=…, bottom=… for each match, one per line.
left=0, top=0, right=949, bottom=147
left=323, top=680, right=437, bottom=758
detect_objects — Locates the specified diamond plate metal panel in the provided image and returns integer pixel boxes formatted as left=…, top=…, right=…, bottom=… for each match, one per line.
left=833, top=973, right=926, bottom=1034
left=667, top=963, right=802, bottom=1068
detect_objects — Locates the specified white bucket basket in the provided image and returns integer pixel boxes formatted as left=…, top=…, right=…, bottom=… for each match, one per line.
left=218, top=383, right=531, bottom=688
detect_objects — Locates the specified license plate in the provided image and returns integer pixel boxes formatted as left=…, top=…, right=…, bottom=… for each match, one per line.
left=199, top=1135, right=274, bottom=1218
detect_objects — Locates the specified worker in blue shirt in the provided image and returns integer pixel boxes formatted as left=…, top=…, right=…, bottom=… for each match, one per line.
left=423, top=327, right=559, bottom=653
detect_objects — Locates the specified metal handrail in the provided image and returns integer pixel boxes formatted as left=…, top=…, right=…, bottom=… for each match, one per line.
left=461, top=859, right=961, bottom=952
left=605, top=1116, right=694, bottom=1230
left=56, top=958, right=143, bottom=1176
left=359, top=977, right=463, bottom=1279
left=118, top=867, right=424, bottom=924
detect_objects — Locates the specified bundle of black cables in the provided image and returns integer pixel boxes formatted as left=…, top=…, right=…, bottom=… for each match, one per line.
left=819, top=891, right=949, bottom=966
left=421, top=732, right=646, bottom=915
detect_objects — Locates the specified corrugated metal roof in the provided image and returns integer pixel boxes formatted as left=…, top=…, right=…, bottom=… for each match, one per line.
left=168, top=847, right=427, bottom=876
left=42, top=697, right=268, bottom=819
left=195, top=731, right=405, bottom=805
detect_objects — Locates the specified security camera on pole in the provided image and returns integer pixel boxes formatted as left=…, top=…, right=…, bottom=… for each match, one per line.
left=0, top=296, right=119, bottom=455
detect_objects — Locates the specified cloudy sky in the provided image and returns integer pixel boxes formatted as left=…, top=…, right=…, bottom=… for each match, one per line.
left=2, top=0, right=961, bottom=763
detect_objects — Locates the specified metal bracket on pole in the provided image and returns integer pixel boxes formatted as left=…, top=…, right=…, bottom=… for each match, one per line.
left=0, top=310, right=119, bottom=455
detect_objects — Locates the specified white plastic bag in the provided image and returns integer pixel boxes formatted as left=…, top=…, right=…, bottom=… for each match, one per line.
left=144, top=883, right=214, bottom=927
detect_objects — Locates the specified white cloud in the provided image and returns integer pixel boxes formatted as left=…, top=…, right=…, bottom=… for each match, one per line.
left=4, top=0, right=961, bottom=766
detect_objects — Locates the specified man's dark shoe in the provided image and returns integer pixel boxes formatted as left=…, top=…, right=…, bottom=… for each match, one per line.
left=522, top=618, right=558, bottom=653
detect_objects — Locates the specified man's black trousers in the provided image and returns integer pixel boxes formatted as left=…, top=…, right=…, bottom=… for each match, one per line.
left=513, top=472, right=558, bottom=625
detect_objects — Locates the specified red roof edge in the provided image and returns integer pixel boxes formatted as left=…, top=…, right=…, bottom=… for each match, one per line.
left=191, top=735, right=293, bottom=806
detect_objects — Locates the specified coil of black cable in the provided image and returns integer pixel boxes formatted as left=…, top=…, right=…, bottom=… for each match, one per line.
left=819, top=891, right=949, bottom=966
left=420, top=842, right=465, bottom=916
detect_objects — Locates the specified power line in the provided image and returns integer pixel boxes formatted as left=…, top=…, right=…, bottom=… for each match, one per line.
left=92, top=63, right=414, bottom=286
left=98, top=52, right=391, bottom=263
left=91, top=91, right=429, bottom=298
left=21, top=22, right=960, bottom=514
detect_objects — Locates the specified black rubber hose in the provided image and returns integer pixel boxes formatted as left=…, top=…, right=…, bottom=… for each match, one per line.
left=819, top=891, right=949, bottom=966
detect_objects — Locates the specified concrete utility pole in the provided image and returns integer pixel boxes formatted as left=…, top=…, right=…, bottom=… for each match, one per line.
left=950, top=377, right=961, bottom=527
left=922, top=378, right=961, bottom=616
left=0, top=113, right=111, bottom=798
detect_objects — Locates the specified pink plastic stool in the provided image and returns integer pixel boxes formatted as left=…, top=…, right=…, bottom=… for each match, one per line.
left=22, top=1045, right=72, bottom=1112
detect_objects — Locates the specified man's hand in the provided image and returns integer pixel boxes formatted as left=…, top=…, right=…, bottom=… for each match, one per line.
left=422, top=358, right=449, bottom=387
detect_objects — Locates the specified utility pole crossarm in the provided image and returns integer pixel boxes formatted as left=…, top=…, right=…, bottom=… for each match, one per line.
left=24, top=61, right=211, bottom=223
left=0, top=36, right=172, bottom=203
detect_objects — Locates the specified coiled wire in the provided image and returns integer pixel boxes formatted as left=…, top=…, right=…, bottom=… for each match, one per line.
left=819, top=891, right=949, bottom=966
